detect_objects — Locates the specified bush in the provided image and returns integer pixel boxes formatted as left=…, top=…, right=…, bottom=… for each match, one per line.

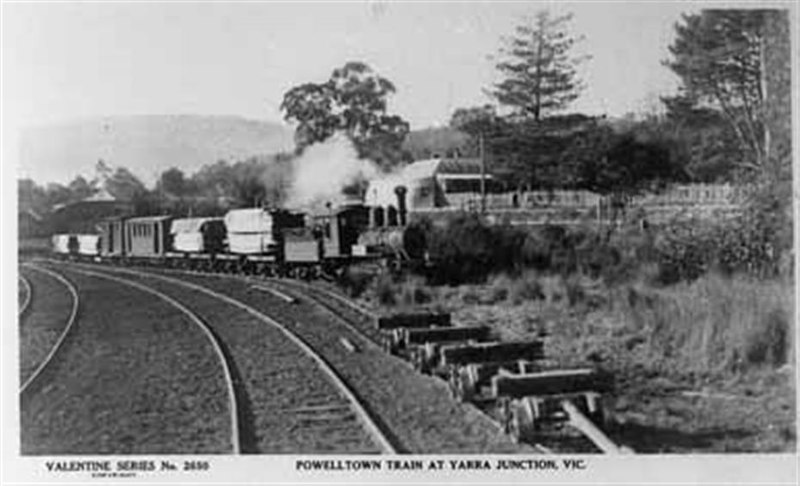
left=398, top=277, right=433, bottom=306
left=563, top=275, right=586, bottom=307
left=338, top=267, right=375, bottom=298
left=651, top=181, right=792, bottom=283
left=371, top=274, right=397, bottom=306
left=425, top=212, right=529, bottom=284
left=653, top=219, right=717, bottom=284
left=510, top=272, right=545, bottom=304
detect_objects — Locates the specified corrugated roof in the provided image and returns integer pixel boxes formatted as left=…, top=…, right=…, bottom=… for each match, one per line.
left=434, top=157, right=484, bottom=174
left=401, top=157, right=484, bottom=179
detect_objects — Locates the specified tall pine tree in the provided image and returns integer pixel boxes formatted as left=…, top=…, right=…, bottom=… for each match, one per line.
left=490, top=11, right=588, bottom=122
left=664, top=10, right=769, bottom=172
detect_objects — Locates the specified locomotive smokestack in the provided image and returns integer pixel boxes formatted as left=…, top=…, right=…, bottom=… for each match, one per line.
left=394, top=185, right=407, bottom=227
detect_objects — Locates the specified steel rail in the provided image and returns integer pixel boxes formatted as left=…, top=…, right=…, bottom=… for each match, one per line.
left=20, top=264, right=81, bottom=394
left=18, top=274, right=32, bottom=317
left=256, top=278, right=381, bottom=346
left=62, top=262, right=399, bottom=454
left=260, top=278, right=628, bottom=455
left=67, top=267, right=242, bottom=454
left=278, top=278, right=377, bottom=319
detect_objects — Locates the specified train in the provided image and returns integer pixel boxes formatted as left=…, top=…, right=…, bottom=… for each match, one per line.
left=50, top=186, right=428, bottom=279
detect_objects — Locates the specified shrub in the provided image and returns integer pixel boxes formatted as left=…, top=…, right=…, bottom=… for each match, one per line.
left=425, top=212, right=529, bottom=284
left=652, top=219, right=717, bottom=284
left=563, top=274, right=586, bottom=307
left=338, top=267, right=375, bottom=298
left=371, top=274, right=397, bottom=306
left=508, top=272, right=545, bottom=304
left=398, top=277, right=433, bottom=306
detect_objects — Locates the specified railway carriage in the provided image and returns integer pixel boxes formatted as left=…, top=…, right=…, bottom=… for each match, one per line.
left=98, top=217, right=127, bottom=258
left=76, top=234, right=100, bottom=257
left=52, top=234, right=78, bottom=256
left=53, top=183, right=426, bottom=275
left=124, top=215, right=173, bottom=259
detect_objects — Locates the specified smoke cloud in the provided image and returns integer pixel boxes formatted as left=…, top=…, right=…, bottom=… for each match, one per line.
left=284, top=133, right=381, bottom=210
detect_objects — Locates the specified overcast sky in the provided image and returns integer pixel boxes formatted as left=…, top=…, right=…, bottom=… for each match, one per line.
left=3, top=1, right=700, bottom=171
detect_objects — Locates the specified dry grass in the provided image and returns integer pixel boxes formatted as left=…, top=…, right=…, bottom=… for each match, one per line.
left=364, top=268, right=795, bottom=453
left=617, top=273, right=794, bottom=376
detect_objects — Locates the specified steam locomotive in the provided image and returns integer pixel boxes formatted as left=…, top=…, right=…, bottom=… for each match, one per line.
left=51, top=186, right=427, bottom=278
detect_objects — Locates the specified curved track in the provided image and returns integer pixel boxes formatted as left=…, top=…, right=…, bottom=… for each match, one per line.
left=253, top=277, right=608, bottom=454
left=56, top=262, right=399, bottom=454
left=68, top=267, right=242, bottom=454
left=18, top=274, right=32, bottom=317
left=262, top=278, right=382, bottom=344
left=19, top=264, right=80, bottom=394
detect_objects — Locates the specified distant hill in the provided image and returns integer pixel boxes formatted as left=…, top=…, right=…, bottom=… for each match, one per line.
left=19, top=115, right=295, bottom=186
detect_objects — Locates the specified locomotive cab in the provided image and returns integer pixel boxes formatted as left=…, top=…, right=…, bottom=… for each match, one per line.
left=315, top=204, right=370, bottom=259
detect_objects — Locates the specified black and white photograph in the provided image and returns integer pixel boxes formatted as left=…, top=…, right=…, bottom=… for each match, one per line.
left=2, top=1, right=797, bottom=484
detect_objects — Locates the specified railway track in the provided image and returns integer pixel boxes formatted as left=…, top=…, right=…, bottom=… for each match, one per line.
left=66, top=267, right=242, bottom=454
left=18, top=274, right=32, bottom=317
left=52, top=260, right=527, bottom=453
left=19, top=264, right=80, bottom=394
left=42, top=259, right=629, bottom=453
left=252, top=276, right=620, bottom=454
left=46, top=261, right=398, bottom=454
left=20, top=264, right=235, bottom=454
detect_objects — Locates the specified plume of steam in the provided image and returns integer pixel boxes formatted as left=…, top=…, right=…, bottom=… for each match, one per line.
left=284, top=133, right=381, bottom=210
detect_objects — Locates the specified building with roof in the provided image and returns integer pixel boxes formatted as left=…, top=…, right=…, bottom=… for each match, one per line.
left=364, top=157, right=495, bottom=211
left=18, top=208, right=46, bottom=238
left=48, top=190, right=133, bottom=234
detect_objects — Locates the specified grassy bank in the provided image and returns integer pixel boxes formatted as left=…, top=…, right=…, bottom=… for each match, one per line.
left=356, top=269, right=795, bottom=452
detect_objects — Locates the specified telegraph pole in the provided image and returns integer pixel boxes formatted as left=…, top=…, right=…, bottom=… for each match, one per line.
left=479, top=132, right=486, bottom=213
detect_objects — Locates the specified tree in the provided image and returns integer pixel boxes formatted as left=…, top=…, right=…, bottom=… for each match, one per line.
left=665, top=10, right=770, bottom=171
left=105, top=168, right=147, bottom=202
left=281, top=61, right=410, bottom=169
left=450, top=105, right=501, bottom=138
left=490, top=10, right=589, bottom=122
left=449, top=105, right=505, bottom=159
left=658, top=98, right=742, bottom=182
left=158, top=167, right=189, bottom=197
left=67, top=176, right=97, bottom=201
left=580, top=133, right=687, bottom=197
